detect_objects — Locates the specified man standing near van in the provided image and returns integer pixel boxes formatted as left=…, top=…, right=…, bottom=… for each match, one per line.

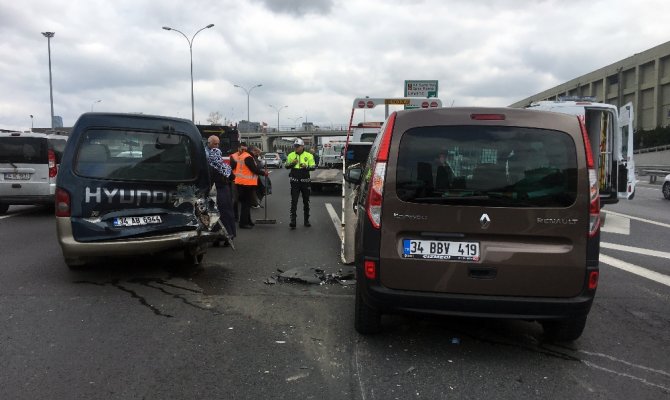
left=285, top=138, right=316, bottom=229
left=206, top=135, right=235, bottom=242
left=230, top=142, right=267, bottom=229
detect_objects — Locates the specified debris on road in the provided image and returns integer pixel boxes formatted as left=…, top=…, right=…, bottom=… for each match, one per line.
left=264, top=266, right=356, bottom=285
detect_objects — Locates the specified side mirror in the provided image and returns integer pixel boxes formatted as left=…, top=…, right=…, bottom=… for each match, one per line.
left=344, top=165, right=363, bottom=184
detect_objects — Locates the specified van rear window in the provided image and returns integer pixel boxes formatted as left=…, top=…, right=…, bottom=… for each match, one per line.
left=74, top=129, right=197, bottom=181
left=395, top=126, right=578, bottom=207
left=0, top=137, right=47, bottom=164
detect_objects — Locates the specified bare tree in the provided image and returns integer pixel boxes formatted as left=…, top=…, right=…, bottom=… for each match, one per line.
left=207, top=111, right=223, bottom=125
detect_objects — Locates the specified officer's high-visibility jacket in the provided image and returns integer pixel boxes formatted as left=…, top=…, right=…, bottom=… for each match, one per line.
left=285, top=151, right=316, bottom=182
left=232, top=151, right=257, bottom=186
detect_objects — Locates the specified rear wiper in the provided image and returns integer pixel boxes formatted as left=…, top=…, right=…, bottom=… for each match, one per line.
left=0, top=159, right=19, bottom=168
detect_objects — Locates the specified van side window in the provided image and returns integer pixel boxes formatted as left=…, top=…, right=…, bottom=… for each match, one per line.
left=395, top=126, right=578, bottom=207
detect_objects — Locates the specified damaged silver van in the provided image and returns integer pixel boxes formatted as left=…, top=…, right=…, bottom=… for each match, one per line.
left=55, top=113, right=227, bottom=269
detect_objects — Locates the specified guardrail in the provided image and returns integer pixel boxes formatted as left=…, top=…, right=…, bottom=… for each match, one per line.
left=637, top=165, right=670, bottom=183
left=634, top=144, right=670, bottom=154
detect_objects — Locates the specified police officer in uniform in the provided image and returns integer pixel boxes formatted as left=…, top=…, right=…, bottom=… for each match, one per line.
left=285, top=138, right=316, bottom=229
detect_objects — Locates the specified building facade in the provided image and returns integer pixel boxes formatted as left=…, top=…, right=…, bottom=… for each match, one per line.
left=510, top=41, right=670, bottom=131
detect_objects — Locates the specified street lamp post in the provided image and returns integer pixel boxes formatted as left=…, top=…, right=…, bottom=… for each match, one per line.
left=291, top=116, right=303, bottom=130
left=91, top=99, right=101, bottom=111
left=162, top=24, right=215, bottom=122
left=234, top=84, right=263, bottom=123
left=30, top=115, right=34, bottom=132
left=41, top=32, right=55, bottom=130
left=269, top=104, right=288, bottom=132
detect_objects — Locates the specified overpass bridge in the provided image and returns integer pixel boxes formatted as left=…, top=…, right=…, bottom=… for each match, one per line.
left=240, top=130, right=350, bottom=152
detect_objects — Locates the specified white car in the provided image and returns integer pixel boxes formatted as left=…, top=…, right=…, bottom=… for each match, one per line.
left=262, top=152, right=282, bottom=168
left=663, top=174, right=670, bottom=200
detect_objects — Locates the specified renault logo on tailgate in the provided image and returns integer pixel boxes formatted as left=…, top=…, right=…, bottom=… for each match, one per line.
left=480, top=213, right=491, bottom=229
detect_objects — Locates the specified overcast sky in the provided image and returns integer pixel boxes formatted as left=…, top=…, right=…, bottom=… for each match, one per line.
left=1, top=0, right=668, bottom=131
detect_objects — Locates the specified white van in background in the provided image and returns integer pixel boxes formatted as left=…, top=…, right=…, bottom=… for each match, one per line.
left=526, top=97, right=635, bottom=204
left=0, top=131, right=68, bottom=214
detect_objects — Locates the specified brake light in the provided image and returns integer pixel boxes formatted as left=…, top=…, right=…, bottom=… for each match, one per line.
left=364, top=260, right=377, bottom=280
left=55, top=187, right=71, bottom=217
left=579, top=116, right=600, bottom=237
left=365, top=113, right=396, bottom=229
left=376, top=112, right=396, bottom=162
left=470, top=113, right=506, bottom=121
left=588, top=270, right=599, bottom=290
left=48, top=149, right=57, bottom=178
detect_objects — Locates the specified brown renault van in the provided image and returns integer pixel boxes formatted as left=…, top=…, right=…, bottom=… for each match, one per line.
left=345, top=107, right=601, bottom=341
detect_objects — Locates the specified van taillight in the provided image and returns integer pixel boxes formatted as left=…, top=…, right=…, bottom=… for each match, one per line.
left=366, top=163, right=386, bottom=229
left=48, top=149, right=57, bottom=178
left=579, top=116, right=600, bottom=237
left=55, top=187, right=71, bottom=217
left=588, top=270, right=599, bottom=290
left=364, top=260, right=377, bottom=280
left=365, top=113, right=395, bottom=229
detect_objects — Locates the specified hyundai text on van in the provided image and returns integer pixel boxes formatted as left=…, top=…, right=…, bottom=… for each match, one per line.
left=55, top=113, right=225, bottom=269
left=345, top=107, right=602, bottom=341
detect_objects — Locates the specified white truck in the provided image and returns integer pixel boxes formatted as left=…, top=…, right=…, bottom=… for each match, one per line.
left=525, top=97, right=636, bottom=203
left=340, top=97, right=443, bottom=264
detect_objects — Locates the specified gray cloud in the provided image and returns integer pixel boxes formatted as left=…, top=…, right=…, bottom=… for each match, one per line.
left=252, top=0, right=334, bottom=16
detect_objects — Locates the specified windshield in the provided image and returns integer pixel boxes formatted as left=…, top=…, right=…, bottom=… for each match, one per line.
left=0, top=137, right=48, bottom=164
left=74, top=129, right=197, bottom=181
left=395, top=126, right=578, bottom=207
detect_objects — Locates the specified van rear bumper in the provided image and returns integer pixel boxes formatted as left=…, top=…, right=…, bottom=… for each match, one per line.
left=358, top=274, right=596, bottom=320
left=0, top=195, right=54, bottom=205
left=56, top=217, right=221, bottom=258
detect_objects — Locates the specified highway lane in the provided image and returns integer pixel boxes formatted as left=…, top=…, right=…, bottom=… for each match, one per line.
left=0, top=170, right=668, bottom=399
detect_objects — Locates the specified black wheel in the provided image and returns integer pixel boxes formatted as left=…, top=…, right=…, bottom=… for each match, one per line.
left=354, top=283, right=382, bottom=334
left=0, top=204, right=9, bottom=215
left=663, top=182, right=670, bottom=200
left=541, top=315, right=587, bottom=342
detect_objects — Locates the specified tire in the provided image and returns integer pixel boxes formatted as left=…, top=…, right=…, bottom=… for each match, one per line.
left=354, top=283, right=382, bottom=334
left=663, top=182, right=670, bottom=200
left=541, top=315, right=587, bottom=342
left=0, top=204, right=9, bottom=215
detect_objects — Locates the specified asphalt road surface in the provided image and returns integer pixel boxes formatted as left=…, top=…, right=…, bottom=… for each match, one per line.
left=0, top=171, right=668, bottom=399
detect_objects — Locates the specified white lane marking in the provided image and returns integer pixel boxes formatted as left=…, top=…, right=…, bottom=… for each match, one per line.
left=600, top=254, right=670, bottom=288
left=325, top=203, right=342, bottom=240
left=602, top=209, right=670, bottom=229
left=582, top=361, right=670, bottom=392
left=0, top=210, right=32, bottom=220
left=600, top=213, right=630, bottom=235
left=579, top=350, right=670, bottom=378
left=601, top=242, right=670, bottom=259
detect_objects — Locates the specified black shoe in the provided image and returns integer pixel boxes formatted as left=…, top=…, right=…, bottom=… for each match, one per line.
left=304, top=221, right=311, bottom=227
left=289, top=221, right=296, bottom=229
left=239, top=224, right=253, bottom=229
